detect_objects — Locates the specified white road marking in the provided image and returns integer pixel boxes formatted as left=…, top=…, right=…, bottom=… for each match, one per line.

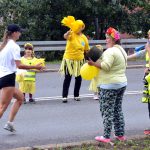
left=34, top=90, right=143, bottom=101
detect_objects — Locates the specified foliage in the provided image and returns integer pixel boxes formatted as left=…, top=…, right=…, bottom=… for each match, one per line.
left=0, top=0, right=149, bottom=41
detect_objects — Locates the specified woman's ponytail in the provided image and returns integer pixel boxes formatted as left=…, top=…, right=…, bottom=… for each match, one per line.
left=0, top=30, right=12, bottom=51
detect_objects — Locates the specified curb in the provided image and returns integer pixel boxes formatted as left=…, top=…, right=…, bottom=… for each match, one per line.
left=42, top=65, right=145, bottom=73
left=10, top=135, right=148, bottom=150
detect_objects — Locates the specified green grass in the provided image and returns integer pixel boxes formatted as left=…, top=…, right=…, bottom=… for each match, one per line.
left=33, top=136, right=150, bottom=150
left=46, top=60, right=61, bottom=64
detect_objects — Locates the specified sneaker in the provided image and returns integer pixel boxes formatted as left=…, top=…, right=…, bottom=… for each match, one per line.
left=4, top=123, right=16, bottom=132
left=74, top=97, right=80, bottom=101
left=29, top=98, right=36, bottom=104
left=144, top=128, right=150, bottom=135
left=115, top=135, right=127, bottom=141
left=93, top=95, right=99, bottom=100
left=62, top=97, right=68, bottom=103
left=24, top=99, right=27, bottom=104
left=95, top=136, right=111, bottom=143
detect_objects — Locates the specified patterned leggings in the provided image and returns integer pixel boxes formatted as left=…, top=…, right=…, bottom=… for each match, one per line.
left=99, top=86, right=126, bottom=138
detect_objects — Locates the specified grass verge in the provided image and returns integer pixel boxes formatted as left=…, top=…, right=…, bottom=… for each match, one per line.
left=32, top=136, right=150, bottom=150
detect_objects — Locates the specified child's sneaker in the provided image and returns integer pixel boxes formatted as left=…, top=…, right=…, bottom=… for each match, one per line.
left=95, top=136, right=111, bottom=143
left=144, top=128, right=150, bottom=135
left=29, top=98, right=36, bottom=104
left=115, top=135, right=127, bottom=141
left=4, top=123, right=16, bottom=132
left=93, top=95, right=99, bottom=100
left=24, top=99, right=27, bottom=104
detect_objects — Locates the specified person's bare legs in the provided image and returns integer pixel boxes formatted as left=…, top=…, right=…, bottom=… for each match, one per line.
left=0, top=87, right=15, bottom=118
left=8, top=88, right=24, bottom=122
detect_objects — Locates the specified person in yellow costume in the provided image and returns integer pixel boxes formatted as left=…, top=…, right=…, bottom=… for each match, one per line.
left=88, top=45, right=103, bottom=100
left=127, top=30, right=150, bottom=135
left=19, top=43, right=37, bottom=104
left=60, top=16, right=90, bottom=103
left=143, top=30, right=150, bottom=135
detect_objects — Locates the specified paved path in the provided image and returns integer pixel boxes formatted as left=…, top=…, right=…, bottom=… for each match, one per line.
left=0, top=66, right=149, bottom=150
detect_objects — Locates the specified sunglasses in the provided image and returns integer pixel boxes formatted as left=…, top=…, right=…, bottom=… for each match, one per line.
left=25, top=47, right=33, bottom=50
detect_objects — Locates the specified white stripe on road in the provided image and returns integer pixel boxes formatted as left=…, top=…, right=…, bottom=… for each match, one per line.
left=34, top=90, right=143, bottom=101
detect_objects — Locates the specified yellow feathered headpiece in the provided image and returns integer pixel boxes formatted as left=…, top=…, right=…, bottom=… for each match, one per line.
left=61, top=16, right=85, bottom=33
left=71, top=20, right=85, bottom=33
left=61, top=16, right=75, bottom=29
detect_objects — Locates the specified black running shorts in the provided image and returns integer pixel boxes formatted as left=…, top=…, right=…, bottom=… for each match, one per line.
left=0, top=73, right=16, bottom=89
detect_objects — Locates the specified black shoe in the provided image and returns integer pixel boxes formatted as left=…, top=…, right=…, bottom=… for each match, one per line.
left=29, top=98, right=36, bottom=104
left=74, top=97, right=80, bottom=101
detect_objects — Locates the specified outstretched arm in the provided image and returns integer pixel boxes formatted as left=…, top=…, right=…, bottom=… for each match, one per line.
left=146, top=42, right=150, bottom=69
left=127, top=49, right=146, bottom=60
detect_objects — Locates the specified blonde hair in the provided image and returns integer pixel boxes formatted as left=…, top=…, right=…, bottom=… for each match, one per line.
left=24, top=42, right=35, bottom=58
left=0, top=30, right=13, bottom=51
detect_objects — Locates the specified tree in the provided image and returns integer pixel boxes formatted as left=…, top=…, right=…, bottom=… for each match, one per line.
left=0, top=0, right=149, bottom=40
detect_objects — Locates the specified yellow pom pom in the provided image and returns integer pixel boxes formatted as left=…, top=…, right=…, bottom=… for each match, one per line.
left=80, top=63, right=99, bottom=80
left=33, top=58, right=45, bottom=67
left=61, top=16, right=75, bottom=28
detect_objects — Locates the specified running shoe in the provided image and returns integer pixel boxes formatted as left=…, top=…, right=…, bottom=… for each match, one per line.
left=4, top=123, right=16, bottom=132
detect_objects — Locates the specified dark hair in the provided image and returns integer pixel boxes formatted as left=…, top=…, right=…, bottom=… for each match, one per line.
left=115, top=39, right=121, bottom=45
left=0, top=30, right=13, bottom=51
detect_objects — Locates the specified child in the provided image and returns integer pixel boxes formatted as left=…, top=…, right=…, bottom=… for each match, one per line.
left=18, top=43, right=37, bottom=104
left=87, top=45, right=103, bottom=100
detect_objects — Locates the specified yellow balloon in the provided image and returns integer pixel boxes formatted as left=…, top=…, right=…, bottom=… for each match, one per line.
left=80, top=63, right=99, bottom=80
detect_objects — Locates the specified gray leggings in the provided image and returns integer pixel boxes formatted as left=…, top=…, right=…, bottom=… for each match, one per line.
left=99, top=86, right=126, bottom=138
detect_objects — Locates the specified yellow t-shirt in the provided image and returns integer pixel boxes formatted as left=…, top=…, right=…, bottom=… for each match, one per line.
left=21, top=56, right=36, bottom=65
left=63, top=32, right=90, bottom=60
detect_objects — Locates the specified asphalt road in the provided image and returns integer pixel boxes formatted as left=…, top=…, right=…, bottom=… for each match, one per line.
left=0, top=67, right=149, bottom=150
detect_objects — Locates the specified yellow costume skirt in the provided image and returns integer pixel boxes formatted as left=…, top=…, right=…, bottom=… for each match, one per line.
left=59, top=59, right=85, bottom=77
left=89, top=77, right=99, bottom=92
left=19, top=81, right=35, bottom=94
left=89, top=70, right=100, bottom=92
